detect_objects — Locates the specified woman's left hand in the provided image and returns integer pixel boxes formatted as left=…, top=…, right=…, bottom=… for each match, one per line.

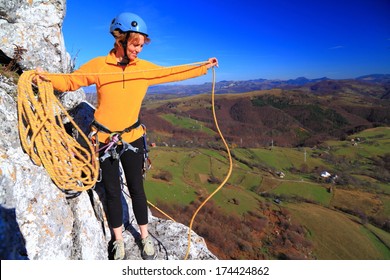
left=206, top=57, right=218, bottom=69
left=32, top=67, right=50, bottom=85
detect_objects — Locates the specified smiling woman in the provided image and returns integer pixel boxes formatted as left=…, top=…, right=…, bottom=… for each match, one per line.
left=110, top=12, right=151, bottom=65
left=39, top=10, right=218, bottom=260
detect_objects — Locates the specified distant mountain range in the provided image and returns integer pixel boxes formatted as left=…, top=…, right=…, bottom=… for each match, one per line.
left=146, top=74, right=390, bottom=95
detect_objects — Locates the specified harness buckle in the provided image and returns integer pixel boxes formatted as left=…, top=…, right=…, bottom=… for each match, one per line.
left=111, top=148, right=120, bottom=160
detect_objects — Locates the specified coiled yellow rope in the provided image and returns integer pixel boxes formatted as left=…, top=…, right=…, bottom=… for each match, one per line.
left=17, top=70, right=99, bottom=191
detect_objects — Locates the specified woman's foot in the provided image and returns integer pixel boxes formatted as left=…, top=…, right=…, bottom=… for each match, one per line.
left=113, top=239, right=125, bottom=260
left=141, top=235, right=155, bottom=260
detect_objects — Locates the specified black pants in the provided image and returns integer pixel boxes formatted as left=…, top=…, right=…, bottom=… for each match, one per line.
left=99, top=137, right=148, bottom=228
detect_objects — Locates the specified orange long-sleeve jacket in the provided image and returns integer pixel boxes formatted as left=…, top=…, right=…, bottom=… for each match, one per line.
left=47, top=51, right=208, bottom=143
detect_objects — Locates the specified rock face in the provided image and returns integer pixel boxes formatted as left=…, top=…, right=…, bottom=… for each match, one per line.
left=0, top=0, right=216, bottom=260
left=0, top=0, right=70, bottom=73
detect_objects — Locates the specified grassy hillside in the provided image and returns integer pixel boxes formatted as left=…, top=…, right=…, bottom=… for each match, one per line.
left=141, top=80, right=390, bottom=148
left=288, top=203, right=390, bottom=259
left=144, top=127, right=390, bottom=259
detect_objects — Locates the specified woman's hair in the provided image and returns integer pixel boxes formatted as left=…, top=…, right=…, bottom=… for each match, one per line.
left=112, top=30, right=151, bottom=50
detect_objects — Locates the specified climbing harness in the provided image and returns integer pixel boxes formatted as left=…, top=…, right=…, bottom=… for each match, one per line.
left=90, top=119, right=152, bottom=177
left=16, top=62, right=232, bottom=260
left=91, top=119, right=141, bottom=161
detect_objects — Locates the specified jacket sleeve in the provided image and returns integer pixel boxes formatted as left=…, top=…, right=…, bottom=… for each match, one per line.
left=45, top=59, right=100, bottom=92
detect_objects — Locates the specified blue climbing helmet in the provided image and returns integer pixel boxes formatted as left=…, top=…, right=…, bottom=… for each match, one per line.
left=110, top=12, right=148, bottom=37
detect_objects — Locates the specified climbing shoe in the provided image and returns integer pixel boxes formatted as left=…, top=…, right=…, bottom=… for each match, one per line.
left=141, top=235, right=156, bottom=260
left=113, top=239, right=125, bottom=260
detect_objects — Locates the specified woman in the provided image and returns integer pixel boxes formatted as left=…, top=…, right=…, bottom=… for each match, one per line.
left=40, top=12, right=218, bottom=260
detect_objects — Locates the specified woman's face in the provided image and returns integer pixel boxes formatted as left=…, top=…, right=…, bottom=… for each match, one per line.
left=126, top=35, right=145, bottom=61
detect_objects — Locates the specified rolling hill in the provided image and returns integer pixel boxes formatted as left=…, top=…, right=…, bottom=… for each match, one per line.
left=139, top=77, right=390, bottom=148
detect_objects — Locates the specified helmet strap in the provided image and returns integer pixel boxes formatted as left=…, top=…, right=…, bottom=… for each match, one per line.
left=118, top=32, right=130, bottom=66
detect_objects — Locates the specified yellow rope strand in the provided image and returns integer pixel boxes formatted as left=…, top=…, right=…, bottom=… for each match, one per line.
left=43, top=61, right=209, bottom=76
left=147, top=200, right=176, bottom=222
left=184, top=67, right=233, bottom=260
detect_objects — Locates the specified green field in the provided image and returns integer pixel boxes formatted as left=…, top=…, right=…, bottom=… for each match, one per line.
left=271, top=181, right=332, bottom=206
left=288, top=203, right=390, bottom=259
left=161, top=113, right=216, bottom=136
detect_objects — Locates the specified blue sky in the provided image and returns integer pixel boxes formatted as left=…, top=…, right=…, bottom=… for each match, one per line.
left=63, top=0, right=390, bottom=85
